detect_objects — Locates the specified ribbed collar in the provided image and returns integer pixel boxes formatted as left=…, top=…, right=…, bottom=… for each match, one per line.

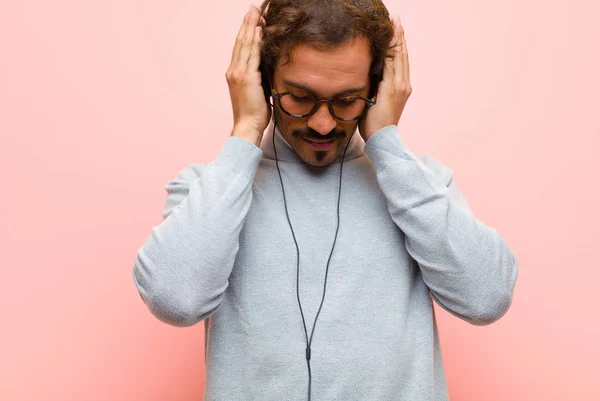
left=259, top=119, right=366, bottom=164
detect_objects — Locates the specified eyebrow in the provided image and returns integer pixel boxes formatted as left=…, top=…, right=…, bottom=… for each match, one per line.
left=282, top=79, right=365, bottom=98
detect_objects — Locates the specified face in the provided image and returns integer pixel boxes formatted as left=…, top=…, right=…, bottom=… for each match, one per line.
left=272, top=36, right=372, bottom=167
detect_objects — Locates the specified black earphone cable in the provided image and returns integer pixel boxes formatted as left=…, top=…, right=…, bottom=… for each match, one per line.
left=272, top=120, right=354, bottom=401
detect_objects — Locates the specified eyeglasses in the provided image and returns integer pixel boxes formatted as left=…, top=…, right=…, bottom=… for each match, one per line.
left=270, top=88, right=377, bottom=122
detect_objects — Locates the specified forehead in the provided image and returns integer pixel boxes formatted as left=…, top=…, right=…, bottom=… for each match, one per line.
left=275, top=36, right=372, bottom=96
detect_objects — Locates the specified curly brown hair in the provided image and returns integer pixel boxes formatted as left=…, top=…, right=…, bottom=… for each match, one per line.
left=259, top=0, right=395, bottom=94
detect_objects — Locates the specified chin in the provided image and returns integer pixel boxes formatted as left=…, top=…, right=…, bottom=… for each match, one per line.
left=297, top=137, right=353, bottom=167
left=303, top=158, right=333, bottom=167
left=299, top=149, right=339, bottom=167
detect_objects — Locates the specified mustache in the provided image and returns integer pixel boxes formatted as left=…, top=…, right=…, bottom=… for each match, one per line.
left=291, top=128, right=346, bottom=141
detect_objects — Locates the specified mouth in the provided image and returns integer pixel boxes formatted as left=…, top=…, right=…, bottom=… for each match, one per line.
left=303, top=137, right=336, bottom=151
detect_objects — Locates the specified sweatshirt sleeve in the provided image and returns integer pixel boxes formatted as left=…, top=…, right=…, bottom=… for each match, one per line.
left=132, top=137, right=263, bottom=327
left=364, top=125, right=518, bottom=326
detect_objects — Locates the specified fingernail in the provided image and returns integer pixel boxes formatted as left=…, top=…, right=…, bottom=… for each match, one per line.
left=249, top=4, right=255, bottom=12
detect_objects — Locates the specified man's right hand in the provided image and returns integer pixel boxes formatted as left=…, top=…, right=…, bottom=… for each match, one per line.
left=226, top=4, right=271, bottom=147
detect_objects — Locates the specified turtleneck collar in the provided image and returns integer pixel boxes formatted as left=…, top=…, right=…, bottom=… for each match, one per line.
left=259, top=119, right=366, bottom=164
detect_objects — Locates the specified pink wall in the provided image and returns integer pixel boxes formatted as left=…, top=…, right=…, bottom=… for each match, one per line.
left=1, top=0, right=598, bottom=400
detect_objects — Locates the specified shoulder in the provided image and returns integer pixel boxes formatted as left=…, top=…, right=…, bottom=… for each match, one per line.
left=165, top=164, right=207, bottom=189
left=173, top=163, right=207, bottom=181
left=416, top=154, right=473, bottom=210
left=161, top=163, right=207, bottom=219
left=416, top=154, right=454, bottom=187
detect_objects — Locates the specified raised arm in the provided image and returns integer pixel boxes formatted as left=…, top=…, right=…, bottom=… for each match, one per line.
left=133, top=139, right=262, bottom=327
left=365, top=126, right=518, bottom=325
left=133, top=4, right=271, bottom=327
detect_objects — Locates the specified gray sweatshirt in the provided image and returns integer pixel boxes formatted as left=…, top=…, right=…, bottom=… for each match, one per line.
left=133, top=122, right=518, bottom=401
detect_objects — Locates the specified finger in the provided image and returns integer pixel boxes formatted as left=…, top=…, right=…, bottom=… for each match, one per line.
left=237, top=6, right=260, bottom=68
left=382, top=46, right=395, bottom=84
left=260, top=0, right=270, bottom=17
left=393, top=17, right=402, bottom=49
left=381, top=16, right=398, bottom=84
left=402, top=29, right=410, bottom=83
left=258, top=1, right=268, bottom=28
left=232, top=6, right=253, bottom=65
left=393, top=17, right=405, bottom=83
left=247, top=26, right=263, bottom=74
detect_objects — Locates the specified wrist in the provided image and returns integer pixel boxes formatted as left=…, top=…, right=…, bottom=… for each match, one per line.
left=365, top=124, right=397, bottom=142
left=231, top=124, right=263, bottom=147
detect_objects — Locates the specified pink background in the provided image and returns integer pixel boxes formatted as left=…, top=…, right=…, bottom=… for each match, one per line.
left=1, top=0, right=598, bottom=400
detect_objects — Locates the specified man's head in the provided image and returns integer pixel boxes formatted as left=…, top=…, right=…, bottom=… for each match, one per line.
left=259, top=0, right=394, bottom=167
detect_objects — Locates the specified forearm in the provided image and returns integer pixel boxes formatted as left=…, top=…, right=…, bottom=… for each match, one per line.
left=365, top=126, right=518, bottom=325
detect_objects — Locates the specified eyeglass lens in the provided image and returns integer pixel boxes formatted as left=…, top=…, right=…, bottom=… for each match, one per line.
left=279, top=94, right=368, bottom=120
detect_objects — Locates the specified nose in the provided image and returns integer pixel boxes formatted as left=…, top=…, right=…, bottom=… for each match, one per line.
left=307, top=103, right=337, bottom=136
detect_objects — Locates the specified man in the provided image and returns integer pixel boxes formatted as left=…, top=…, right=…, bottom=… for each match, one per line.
left=133, top=1, right=519, bottom=400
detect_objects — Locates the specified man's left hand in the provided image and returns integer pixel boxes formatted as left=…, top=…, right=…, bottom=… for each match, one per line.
left=359, top=17, right=412, bottom=142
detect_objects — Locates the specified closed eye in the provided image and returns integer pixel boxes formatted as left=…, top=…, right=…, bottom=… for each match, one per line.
left=335, top=97, right=360, bottom=105
left=290, top=94, right=315, bottom=103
